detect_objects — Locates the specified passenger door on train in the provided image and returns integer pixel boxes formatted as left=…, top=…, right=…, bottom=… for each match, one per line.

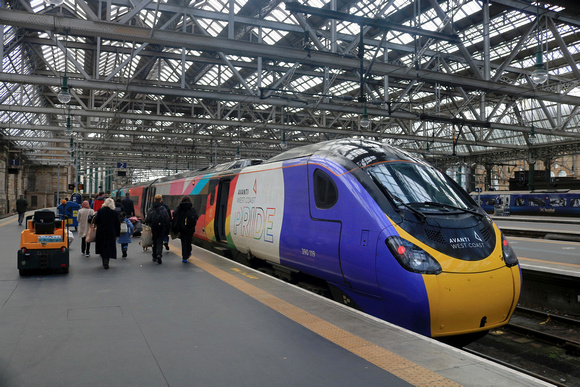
left=306, top=163, right=344, bottom=283
left=215, top=178, right=231, bottom=243
left=145, top=186, right=155, bottom=212
left=204, top=179, right=219, bottom=241
left=308, top=161, right=380, bottom=295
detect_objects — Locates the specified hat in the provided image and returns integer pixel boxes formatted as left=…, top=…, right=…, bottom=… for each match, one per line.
left=61, top=199, right=67, bottom=204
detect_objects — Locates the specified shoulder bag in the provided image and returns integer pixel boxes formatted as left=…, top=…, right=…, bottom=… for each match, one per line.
left=86, top=217, right=97, bottom=243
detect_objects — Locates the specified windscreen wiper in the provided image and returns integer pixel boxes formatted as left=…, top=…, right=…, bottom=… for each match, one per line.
left=370, top=174, right=427, bottom=223
left=422, top=201, right=484, bottom=218
left=394, top=196, right=427, bottom=223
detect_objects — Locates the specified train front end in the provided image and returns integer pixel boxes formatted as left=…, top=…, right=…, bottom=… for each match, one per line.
left=379, top=218, right=521, bottom=337
left=356, top=142, right=521, bottom=337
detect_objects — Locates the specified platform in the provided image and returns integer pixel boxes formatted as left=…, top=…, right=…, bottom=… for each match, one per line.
left=0, top=213, right=549, bottom=386
left=492, top=215, right=580, bottom=242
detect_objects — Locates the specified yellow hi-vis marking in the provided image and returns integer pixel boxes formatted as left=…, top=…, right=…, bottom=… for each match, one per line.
left=188, top=255, right=459, bottom=387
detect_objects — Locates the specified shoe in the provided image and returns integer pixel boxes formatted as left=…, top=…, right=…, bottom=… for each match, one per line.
left=122, top=251, right=127, bottom=258
left=164, top=243, right=169, bottom=250
left=182, top=259, right=188, bottom=263
left=85, top=253, right=90, bottom=257
left=103, top=264, right=109, bottom=269
left=81, top=251, right=85, bottom=256
left=157, top=256, right=162, bottom=264
left=152, top=256, right=157, bottom=262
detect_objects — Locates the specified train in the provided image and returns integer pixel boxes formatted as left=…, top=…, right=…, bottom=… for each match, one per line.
left=112, top=138, right=521, bottom=338
left=472, top=190, right=580, bottom=217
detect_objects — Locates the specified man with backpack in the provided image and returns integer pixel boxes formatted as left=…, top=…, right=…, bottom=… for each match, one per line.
left=145, top=194, right=171, bottom=264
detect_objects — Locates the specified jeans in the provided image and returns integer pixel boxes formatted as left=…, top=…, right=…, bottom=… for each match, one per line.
left=18, top=212, right=25, bottom=225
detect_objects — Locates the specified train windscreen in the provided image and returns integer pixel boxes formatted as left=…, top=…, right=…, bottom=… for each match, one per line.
left=366, top=161, right=473, bottom=211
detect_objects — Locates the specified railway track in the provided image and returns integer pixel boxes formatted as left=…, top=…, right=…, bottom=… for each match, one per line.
left=465, top=306, right=580, bottom=386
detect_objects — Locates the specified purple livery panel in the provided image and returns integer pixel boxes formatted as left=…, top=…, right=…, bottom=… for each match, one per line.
left=277, top=156, right=432, bottom=335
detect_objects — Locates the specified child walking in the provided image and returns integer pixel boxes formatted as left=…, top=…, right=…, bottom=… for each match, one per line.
left=117, top=212, right=134, bottom=257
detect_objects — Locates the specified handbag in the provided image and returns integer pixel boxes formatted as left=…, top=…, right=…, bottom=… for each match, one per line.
left=86, top=223, right=97, bottom=243
left=141, top=225, right=153, bottom=247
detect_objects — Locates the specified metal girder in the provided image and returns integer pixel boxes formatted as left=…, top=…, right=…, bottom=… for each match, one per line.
left=4, top=99, right=580, bottom=143
left=491, top=0, right=580, bottom=29
left=428, top=139, right=580, bottom=167
left=284, top=2, right=460, bottom=43
left=1, top=2, right=579, bottom=180
left=0, top=9, right=578, bottom=107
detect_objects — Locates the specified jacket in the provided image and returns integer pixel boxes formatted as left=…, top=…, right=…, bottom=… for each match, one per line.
left=77, top=207, right=94, bottom=238
left=94, top=206, right=120, bottom=259
left=172, top=201, right=198, bottom=237
left=117, top=218, right=134, bottom=244
left=16, top=198, right=28, bottom=213
left=145, top=202, right=170, bottom=235
left=93, top=196, right=105, bottom=211
left=121, top=197, right=135, bottom=217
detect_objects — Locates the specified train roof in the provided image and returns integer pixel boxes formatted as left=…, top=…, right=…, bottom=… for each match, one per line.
left=267, top=138, right=424, bottom=169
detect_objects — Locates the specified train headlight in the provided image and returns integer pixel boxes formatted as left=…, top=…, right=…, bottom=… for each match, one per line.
left=386, top=236, right=442, bottom=274
left=501, top=235, right=518, bottom=267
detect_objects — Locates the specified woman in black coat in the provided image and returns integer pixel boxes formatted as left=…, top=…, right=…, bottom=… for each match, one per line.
left=172, top=196, right=198, bottom=263
left=94, top=198, right=121, bottom=269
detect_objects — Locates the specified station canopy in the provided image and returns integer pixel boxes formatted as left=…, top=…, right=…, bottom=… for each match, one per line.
left=0, top=0, right=579, bottom=181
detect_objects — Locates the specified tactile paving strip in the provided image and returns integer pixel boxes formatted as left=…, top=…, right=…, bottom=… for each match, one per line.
left=190, top=256, right=460, bottom=387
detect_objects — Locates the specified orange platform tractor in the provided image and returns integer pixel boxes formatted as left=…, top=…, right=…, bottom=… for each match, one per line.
left=18, top=209, right=69, bottom=275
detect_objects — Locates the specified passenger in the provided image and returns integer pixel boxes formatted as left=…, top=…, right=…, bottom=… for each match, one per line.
left=93, top=192, right=106, bottom=212
left=145, top=194, right=171, bottom=264
left=77, top=200, right=95, bottom=257
left=117, top=212, right=134, bottom=258
left=121, top=193, right=135, bottom=217
left=114, top=197, right=123, bottom=213
left=94, top=198, right=120, bottom=270
left=159, top=196, right=172, bottom=251
left=57, top=199, right=68, bottom=220
left=16, top=194, right=28, bottom=226
left=171, top=196, right=198, bottom=263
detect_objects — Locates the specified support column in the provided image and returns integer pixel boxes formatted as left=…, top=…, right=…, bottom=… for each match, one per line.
left=469, top=166, right=477, bottom=193
left=528, top=150, right=536, bottom=192
left=485, top=164, right=493, bottom=191
left=543, top=157, right=552, bottom=188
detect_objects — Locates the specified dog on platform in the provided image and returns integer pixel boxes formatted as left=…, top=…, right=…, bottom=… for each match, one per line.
left=139, top=240, right=150, bottom=252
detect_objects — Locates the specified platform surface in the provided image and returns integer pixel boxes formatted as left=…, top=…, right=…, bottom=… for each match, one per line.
left=0, top=212, right=549, bottom=386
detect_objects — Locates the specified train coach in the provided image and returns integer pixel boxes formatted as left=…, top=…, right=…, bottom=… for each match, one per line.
left=472, top=190, right=580, bottom=217
left=116, top=138, right=521, bottom=339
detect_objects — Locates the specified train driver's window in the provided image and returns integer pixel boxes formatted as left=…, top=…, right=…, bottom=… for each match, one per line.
left=313, top=169, right=338, bottom=209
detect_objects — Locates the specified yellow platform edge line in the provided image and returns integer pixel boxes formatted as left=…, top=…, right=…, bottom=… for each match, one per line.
left=189, top=255, right=460, bottom=387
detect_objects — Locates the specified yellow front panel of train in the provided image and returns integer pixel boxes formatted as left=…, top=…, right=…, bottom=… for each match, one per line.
left=424, top=265, right=520, bottom=337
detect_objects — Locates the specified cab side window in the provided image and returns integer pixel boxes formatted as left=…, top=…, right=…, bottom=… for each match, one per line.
left=313, top=169, right=338, bottom=209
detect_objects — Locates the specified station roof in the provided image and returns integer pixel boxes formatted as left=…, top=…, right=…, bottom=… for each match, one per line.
left=0, top=0, right=579, bottom=181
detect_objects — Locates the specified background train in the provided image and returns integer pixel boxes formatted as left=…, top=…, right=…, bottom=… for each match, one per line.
left=472, top=190, right=580, bottom=217
left=113, top=138, right=521, bottom=339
